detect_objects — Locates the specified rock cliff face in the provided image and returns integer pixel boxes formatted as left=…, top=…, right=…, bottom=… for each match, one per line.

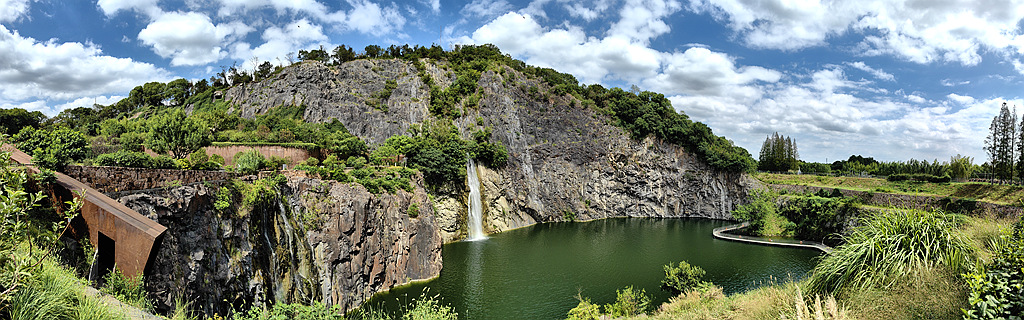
left=117, top=174, right=441, bottom=315
left=225, top=59, right=761, bottom=243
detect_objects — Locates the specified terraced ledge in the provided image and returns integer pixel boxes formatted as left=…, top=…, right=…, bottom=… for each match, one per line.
left=712, top=222, right=833, bottom=254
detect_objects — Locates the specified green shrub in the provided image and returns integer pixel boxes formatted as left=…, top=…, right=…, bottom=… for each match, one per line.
left=95, top=150, right=152, bottom=168
left=779, top=196, right=856, bottom=245
left=407, top=203, right=420, bottom=218
left=661, top=261, right=711, bottom=294
left=604, top=286, right=651, bottom=317
left=14, top=127, right=89, bottom=171
left=347, top=156, right=367, bottom=169
left=962, top=218, right=1024, bottom=319
left=730, top=188, right=778, bottom=235
left=235, top=149, right=267, bottom=175
left=402, top=294, right=458, bottom=320
left=101, top=267, right=151, bottom=311
left=565, top=297, right=602, bottom=320
left=807, top=208, right=977, bottom=295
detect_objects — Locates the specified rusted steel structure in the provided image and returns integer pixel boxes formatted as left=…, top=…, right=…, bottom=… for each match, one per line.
left=3, top=144, right=166, bottom=278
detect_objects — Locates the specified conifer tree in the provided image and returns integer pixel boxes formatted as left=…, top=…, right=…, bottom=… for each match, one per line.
left=986, top=102, right=1017, bottom=181
left=758, top=132, right=800, bottom=172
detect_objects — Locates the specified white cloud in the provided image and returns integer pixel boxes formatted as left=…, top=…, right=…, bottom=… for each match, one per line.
left=0, top=0, right=31, bottom=22
left=138, top=12, right=253, bottom=66
left=216, top=0, right=333, bottom=20
left=906, top=94, right=927, bottom=104
left=0, top=25, right=169, bottom=115
left=845, top=61, right=894, bottom=81
left=689, top=0, right=1024, bottom=66
left=231, top=19, right=328, bottom=70
left=948, top=93, right=976, bottom=105
left=462, top=0, right=515, bottom=20
left=607, top=0, right=682, bottom=43
left=343, top=0, right=407, bottom=36
left=564, top=0, right=614, bottom=21
left=97, top=0, right=162, bottom=18
left=941, top=79, right=971, bottom=87
left=643, top=47, right=780, bottom=98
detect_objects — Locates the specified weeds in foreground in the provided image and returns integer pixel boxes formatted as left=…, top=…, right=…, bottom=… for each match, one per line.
left=807, top=208, right=977, bottom=294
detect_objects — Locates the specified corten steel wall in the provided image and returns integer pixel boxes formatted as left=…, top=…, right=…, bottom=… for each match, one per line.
left=3, top=144, right=166, bottom=277
left=203, top=145, right=318, bottom=167
left=144, top=145, right=318, bottom=167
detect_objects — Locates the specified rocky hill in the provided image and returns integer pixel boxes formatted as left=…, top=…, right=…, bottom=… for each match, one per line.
left=224, top=57, right=761, bottom=242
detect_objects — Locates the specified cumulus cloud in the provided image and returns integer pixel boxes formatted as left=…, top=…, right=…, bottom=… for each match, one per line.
left=344, top=0, right=406, bottom=35
left=97, top=0, right=162, bottom=18
left=689, top=0, right=1024, bottom=67
left=231, top=19, right=328, bottom=70
left=138, top=12, right=253, bottom=66
left=0, top=0, right=31, bottom=22
left=0, top=25, right=169, bottom=114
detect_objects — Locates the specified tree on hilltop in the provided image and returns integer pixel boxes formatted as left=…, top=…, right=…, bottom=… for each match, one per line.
left=758, top=132, right=799, bottom=172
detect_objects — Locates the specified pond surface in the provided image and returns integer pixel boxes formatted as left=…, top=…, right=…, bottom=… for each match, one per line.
left=365, top=218, right=820, bottom=320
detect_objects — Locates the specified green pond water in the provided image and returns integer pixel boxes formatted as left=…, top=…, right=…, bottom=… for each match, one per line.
left=365, top=218, right=821, bottom=320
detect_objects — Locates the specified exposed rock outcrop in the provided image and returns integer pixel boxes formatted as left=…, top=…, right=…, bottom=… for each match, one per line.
left=117, top=174, right=441, bottom=315
left=226, top=59, right=762, bottom=243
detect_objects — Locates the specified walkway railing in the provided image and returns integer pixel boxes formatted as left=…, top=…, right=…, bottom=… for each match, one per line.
left=712, top=222, right=833, bottom=254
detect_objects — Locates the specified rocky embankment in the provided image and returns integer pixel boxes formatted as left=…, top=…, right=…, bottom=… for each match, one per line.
left=226, top=59, right=761, bottom=242
left=116, top=174, right=441, bottom=315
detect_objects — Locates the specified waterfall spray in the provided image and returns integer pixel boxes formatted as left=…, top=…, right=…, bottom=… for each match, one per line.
left=466, top=158, right=487, bottom=241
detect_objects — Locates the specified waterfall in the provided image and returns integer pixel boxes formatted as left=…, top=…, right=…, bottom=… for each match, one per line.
left=466, top=158, right=487, bottom=241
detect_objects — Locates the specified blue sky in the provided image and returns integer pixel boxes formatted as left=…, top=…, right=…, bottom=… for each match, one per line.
left=2, top=0, right=1024, bottom=163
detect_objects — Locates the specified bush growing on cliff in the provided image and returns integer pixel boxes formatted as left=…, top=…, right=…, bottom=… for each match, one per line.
left=234, top=149, right=268, bottom=175
left=661, top=261, right=712, bottom=294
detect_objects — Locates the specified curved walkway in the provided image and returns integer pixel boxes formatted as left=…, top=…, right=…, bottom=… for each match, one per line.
left=712, top=222, right=833, bottom=254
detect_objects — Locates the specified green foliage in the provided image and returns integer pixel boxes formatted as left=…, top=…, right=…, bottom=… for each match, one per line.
left=661, top=260, right=712, bottom=294
left=962, top=217, right=1024, bottom=319
left=565, top=297, right=602, bottom=320
left=0, top=108, right=45, bottom=135
left=214, top=186, right=233, bottom=216
left=604, top=286, right=652, bottom=317
left=758, top=132, right=799, bottom=172
left=779, top=196, right=857, bottom=245
left=429, top=68, right=481, bottom=118
left=807, top=208, right=977, bottom=295
left=401, top=294, right=458, bottom=320
left=95, top=150, right=154, bottom=168
left=730, top=189, right=779, bottom=236
left=586, top=87, right=755, bottom=173
left=407, top=203, right=420, bottom=218
left=146, top=109, right=210, bottom=159
left=949, top=154, right=975, bottom=182
left=231, top=302, right=345, bottom=320
left=466, top=127, right=508, bottom=167
left=14, top=126, right=89, bottom=171
left=101, top=267, right=151, bottom=311
left=234, top=149, right=268, bottom=175
left=986, top=102, right=1017, bottom=181
left=562, top=210, right=576, bottom=222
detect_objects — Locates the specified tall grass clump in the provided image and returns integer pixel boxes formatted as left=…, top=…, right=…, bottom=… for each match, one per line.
left=807, top=208, right=977, bottom=294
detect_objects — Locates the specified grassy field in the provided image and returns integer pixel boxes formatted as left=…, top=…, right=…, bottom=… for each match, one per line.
left=756, top=172, right=1024, bottom=206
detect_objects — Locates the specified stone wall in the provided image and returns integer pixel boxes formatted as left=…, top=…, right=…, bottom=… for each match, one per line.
left=770, top=184, right=1023, bottom=218
left=64, top=165, right=238, bottom=193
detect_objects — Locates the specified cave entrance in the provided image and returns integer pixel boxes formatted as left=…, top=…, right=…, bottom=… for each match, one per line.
left=95, top=232, right=115, bottom=286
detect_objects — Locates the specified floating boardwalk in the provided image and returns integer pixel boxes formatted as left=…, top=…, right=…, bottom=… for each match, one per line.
left=712, top=222, right=833, bottom=254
